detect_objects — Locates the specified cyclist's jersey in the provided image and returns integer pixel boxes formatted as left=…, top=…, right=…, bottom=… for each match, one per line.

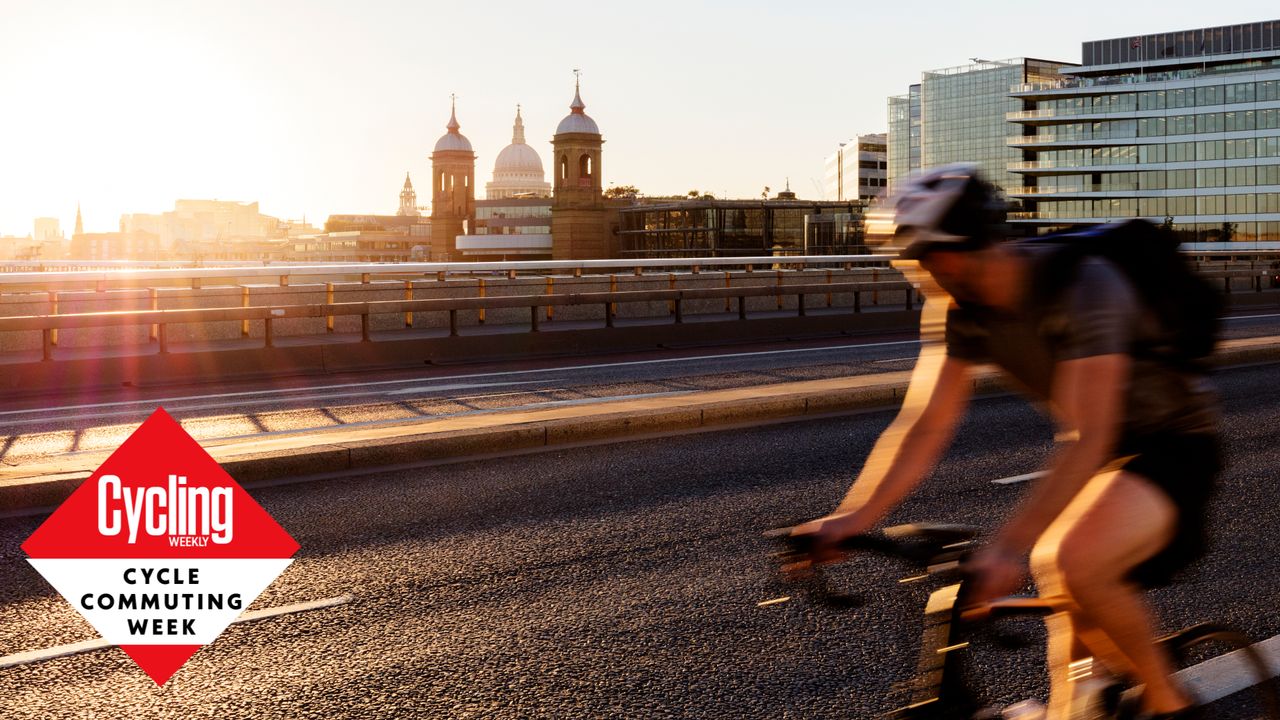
left=943, top=245, right=1218, bottom=440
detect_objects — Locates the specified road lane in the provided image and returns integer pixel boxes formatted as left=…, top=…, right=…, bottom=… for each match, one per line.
left=0, top=362, right=1276, bottom=718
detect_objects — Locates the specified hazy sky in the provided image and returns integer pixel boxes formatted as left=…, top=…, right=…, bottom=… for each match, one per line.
left=3, top=1, right=1279, bottom=237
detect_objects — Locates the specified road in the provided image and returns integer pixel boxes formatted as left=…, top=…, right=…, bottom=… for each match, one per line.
left=3, top=306, right=1280, bottom=469
left=0, top=361, right=1277, bottom=718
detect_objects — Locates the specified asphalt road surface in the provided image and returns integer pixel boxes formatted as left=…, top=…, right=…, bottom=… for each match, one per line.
left=1, top=359, right=1278, bottom=717
left=3, top=305, right=1280, bottom=468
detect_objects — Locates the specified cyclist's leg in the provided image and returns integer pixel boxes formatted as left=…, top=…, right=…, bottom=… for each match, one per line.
left=1031, top=469, right=1190, bottom=718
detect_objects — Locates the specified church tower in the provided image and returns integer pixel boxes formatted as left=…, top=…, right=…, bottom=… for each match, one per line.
left=398, top=173, right=420, bottom=217
left=551, top=73, right=610, bottom=259
left=430, top=98, right=475, bottom=261
left=74, top=203, right=84, bottom=236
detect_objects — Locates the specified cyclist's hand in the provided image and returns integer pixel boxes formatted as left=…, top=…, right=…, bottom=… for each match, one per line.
left=963, top=546, right=1027, bottom=608
left=789, top=511, right=871, bottom=566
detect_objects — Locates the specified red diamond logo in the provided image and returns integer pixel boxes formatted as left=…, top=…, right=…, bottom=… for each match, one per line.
left=22, top=408, right=299, bottom=685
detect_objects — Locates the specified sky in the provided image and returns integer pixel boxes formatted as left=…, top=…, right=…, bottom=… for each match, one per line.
left=2, top=0, right=1279, bottom=237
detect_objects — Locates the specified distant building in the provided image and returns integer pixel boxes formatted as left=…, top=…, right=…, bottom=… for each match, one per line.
left=120, top=199, right=283, bottom=256
left=397, top=173, right=421, bottom=217
left=824, top=134, right=887, bottom=202
left=69, top=231, right=161, bottom=261
left=617, top=193, right=866, bottom=258
left=886, top=58, right=1071, bottom=195
left=33, top=217, right=62, bottom=244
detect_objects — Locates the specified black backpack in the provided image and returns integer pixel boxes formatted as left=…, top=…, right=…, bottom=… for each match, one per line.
left=1022, top=219, right=1222, bottom=371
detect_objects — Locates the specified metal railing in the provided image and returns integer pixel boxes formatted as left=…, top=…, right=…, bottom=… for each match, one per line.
left=0, top=280, right=919, bottom=361
left=0, top=255, right=894, bottom=292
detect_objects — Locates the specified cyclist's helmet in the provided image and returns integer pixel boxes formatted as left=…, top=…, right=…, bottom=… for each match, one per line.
left=887, top=163, right=1007, bottom=260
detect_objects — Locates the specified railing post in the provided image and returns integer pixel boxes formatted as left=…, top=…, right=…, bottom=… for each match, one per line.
left=826, top=269, right=833, bottom=308
left=854, top=290, right=862, bottom=313
left=904, top=287, right=913, bottom=311
left=478, top=278, right=487, bottom=324
left=609, top=275, right=618, bottom=318
left=148, top=288, right=159, bottom=342
left=530, top=305, right=540, bottom=332
left=265, top=317, right=274, bottom=348
left=449, top=309, right=459, bottom=336
left=42, top=328, right=53, bottom=361
left=326, top=282, right=335, bottom=333
left=404, top=280, right=414, bottom=328
left=738, top=295, right=747, bottom=320
left=776, top=270, right=784, bottom=310
left=508, top=269, right=517, bottom=280
left=437, top=271, right=447, bottom=282
left=48, top=291, right=58, bottom=347
left=279, top=274, right=289, bottom=287
left=1224, top=276, right=1231, bottom=294
left=674, top=297, right=683, bottom=324
left=361, top=311, right=371, bottom=342
left=668, top=273, right=676, bottom=314
left=574, top=267, right=583, bottom=278
left=724, top=271, right=732, bottom=313
left=634, top=266, right=643, bottom=277
left=798, top=292, right=806, bottom=317
left=158, top=323, right=169, bottom=354
left=605, top=303, right=614, bottom=328
left=872, top=268, right=880, bottom=305
left=546, top=277, right=555, bottom=320
left=192, top=277, right=201, bottom=290
left=361, top=273, right=371, bottom=284
left=241, top=286, right=251, bottom=338
left=691, top=264, right=700, bottom=275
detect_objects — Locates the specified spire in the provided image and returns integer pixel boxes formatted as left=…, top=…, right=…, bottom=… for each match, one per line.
left=447, top=93, right=460, bottom=132
left=404, top=172, right=413, bottom=190
left=570, top=69, right=585, bottom=114
left=74, top=202, right=83, bottom=236
left=512, top=105, right=526, bottom=144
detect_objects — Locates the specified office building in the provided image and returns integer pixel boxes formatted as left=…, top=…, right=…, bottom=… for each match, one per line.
left=824, top=134, right=888, bottom=202
left=1007, top=19, right=1280, bottom=242
left=887, top=59, right=1071, bottom=194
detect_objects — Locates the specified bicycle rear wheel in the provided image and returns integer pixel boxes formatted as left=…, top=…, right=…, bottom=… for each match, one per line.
left=1159, top=623, right=1280, bottom=719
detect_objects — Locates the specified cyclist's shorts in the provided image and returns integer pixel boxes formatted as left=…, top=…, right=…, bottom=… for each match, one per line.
left=1115, top=431, right=1222, bottom=588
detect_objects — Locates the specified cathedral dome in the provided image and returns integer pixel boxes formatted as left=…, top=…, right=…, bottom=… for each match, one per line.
left=493, top=107, right=545, bottom=174
left=487, top=106, right=550, bottom=199
left=433, top=102, right=473, bottom=153
left=555, top=83, right=600, bottom=135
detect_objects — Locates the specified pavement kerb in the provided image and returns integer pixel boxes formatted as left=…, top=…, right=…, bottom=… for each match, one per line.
left=2, top=335, right=1278, bottom=513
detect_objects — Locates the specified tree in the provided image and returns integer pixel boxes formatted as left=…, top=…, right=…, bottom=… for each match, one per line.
left=761, top=186, right=771, bottom=200
left=1221, top=221, right=1236, bottom=243
left=604, top=184, right=640, bottom=199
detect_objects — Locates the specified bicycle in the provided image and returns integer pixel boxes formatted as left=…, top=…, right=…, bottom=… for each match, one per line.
left=764, top=522, right=1280, bottom=719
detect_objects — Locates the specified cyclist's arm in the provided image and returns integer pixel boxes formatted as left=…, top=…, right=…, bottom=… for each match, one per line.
left=989, top=352, right=1129, bottom=556
left=829, top=347, right=974, bottom=528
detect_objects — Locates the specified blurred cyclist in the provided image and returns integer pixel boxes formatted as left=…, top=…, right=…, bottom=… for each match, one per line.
left=795, top=164, right=1220, bottom=719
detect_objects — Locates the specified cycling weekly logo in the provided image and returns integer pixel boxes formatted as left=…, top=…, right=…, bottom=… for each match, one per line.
left=21, top=408, right=300, bottom=685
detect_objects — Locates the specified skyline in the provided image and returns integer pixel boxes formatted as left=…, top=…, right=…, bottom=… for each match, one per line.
left=4, top=1, right=1280, bottom=238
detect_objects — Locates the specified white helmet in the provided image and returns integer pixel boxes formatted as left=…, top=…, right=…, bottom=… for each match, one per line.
left=886, top=164, right=1006, bottom=259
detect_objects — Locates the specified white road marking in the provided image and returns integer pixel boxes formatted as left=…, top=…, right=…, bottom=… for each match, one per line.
left=0, top=339, right=920, bottom=419
left=1175, top=632, right=1280, bottom=705
left=1223, top=312, right=1280, bottom=321
left=872, top=357, right=917, bottom=364
left=0, top=593, right=354, bottom=670
left=992, top=471, right=1046, bottom=485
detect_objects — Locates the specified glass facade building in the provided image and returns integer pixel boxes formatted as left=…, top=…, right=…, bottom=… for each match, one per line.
left=617, top=199, right=865, bottom=258
left=1008, top=19, right=1280, bottom=242
left=887, top=61, right=1069, bottom=195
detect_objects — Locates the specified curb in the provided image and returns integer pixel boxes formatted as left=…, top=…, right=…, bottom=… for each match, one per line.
left=2, top=338, right=1277, bottom=513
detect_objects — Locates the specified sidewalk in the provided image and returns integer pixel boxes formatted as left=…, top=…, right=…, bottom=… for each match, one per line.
left=3, top=334, right=1278, bottom=512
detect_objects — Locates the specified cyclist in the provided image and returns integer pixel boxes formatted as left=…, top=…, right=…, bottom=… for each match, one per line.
left=794, top=164, right=1220, bottom=719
